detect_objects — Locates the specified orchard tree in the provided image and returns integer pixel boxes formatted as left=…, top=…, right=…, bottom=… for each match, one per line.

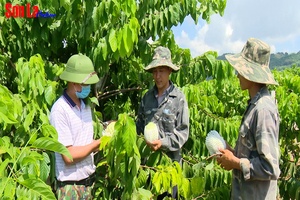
left=0, top=0, right=227, bottom=121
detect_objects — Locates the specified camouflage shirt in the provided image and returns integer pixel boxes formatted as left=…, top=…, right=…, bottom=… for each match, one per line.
left=136, top=82, right=189, bottom=162
left=232, top=86, right=280, bottom=200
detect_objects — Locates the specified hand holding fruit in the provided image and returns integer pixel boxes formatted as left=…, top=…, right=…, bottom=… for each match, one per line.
left=145, top=139, right=162, bottom=151
left=144, top=122, right=161, bottom=151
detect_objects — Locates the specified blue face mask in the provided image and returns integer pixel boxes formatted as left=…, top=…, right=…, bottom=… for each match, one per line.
left=76, top=85, right=91, bottom=99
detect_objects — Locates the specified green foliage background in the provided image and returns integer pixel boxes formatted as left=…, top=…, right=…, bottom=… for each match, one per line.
left=0, top=0, right=299, bottom=199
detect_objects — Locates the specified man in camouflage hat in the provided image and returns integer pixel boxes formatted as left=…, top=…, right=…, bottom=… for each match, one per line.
left=136, top=46, right=189, bottom=199
left=50, top=54, right=100, bottom=199
left=216, top=38, right=281, bottom=200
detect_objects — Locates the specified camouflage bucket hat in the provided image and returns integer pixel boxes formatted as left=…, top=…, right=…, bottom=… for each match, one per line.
left=144, top=46, right=180, bottom=72
left=225, top=38, right=278, bottom=85
left=60, top=54, right=100, bottom=84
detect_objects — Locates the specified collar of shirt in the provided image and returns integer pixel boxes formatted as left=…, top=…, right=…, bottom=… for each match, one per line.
left=242, top=86, right=270, bottom=126
left=62, top=89, right=86, bottom=110
left=248, top=86, right=270, bottom=106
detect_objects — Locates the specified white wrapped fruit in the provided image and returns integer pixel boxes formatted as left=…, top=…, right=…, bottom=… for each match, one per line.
left=102, top=121, right=116, bottom=136
left=205, top=130, right=226, bottom=155
left=144, top=122, right=159, bottom=142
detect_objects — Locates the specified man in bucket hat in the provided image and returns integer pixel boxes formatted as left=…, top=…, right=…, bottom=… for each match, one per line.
left=136, top=46, right=189, bottom=199
left=50, top=54, right=101, bottom=199
left=216, top=38, right=280, bottom=200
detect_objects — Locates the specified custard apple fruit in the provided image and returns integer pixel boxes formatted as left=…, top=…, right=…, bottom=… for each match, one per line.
left=144, top=122, right=159, bottom=142
left=205, top=130, right=226, bottom=155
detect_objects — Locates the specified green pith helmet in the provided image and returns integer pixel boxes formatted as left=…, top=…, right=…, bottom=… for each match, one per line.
left=59, top=54, right=100, bottom=84
left=225, top=38, right=278, bottom=85
left=144, top=46, right=180, bottom=72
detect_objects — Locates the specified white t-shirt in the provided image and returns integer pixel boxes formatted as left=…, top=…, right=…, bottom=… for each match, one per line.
left=50, top=92, right=95, bottom=181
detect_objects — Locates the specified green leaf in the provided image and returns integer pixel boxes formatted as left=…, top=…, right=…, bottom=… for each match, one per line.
left=23, top=110, right=35, bottom=132
left=122, top=25, right=129, bottom=54
left=99, top=135, right=111, bottom=151
left=109, top=29, right=118, bottom=52
left=129, top=153, right=140, bottom=176
left=1, top=177, right=16, bottom=199
left=98, top=38, right=108, bottom=60
left=125, top=24, right=133, bottom=54
left=14, top=18, right=23, bottom=28
left=161, top=171, right=170, bottom=191
left=40, top=112, right=50, bottom=125
left=181, top=178, right=190, bottom=198
left=29, top=76, right=37, bottom=97
left=129, top=17, right=139, bottom=43
left=0, top=137, right=14, bottom=158
left=21, top=63, right=30, bottom=90
left=39, top=152, right=51, bottom=182
left=191, top=176, right=205, bottom=195
left=31, top=137, right=72, bottom=160
left=0, top=159, right=10, bottom=178
left=146, top=151, right=161, bottom=167
left=152, top=171, right=162, bottom=193
left=136, top=169, right=148, bottom=188
left=41, top=124, right=58, bottom=139
left=115, top=114, right=137, bottom=156
left=117, top=29, right=126, bottom=57
left=44, top=82, right=57, bottom=105
left=132, top=188, right=152, bottom=200
left=0, top=111, right=18, bottom=125
left=35, top=74, right=44, bottom=95
left=18, top=178, right=56, bottom=200
left=205, top=161, right=215, bottom=170
left=90, top=97, right=99, bottom=106
left=49, top=20, right=61, bottom=30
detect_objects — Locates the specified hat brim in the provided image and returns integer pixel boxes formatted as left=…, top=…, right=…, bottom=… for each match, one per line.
left=60, top=71, right=99, bottom=84
left=144, top=60, right=180, bottom=72
left=225, top=53, right=278, bottom=85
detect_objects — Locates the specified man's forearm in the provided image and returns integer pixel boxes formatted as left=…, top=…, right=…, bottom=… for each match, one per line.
left=62, top=140, right=100, bottom=165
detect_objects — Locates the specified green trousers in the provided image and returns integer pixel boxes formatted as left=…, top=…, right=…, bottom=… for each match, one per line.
left=56, top=184, right=93, bottom=200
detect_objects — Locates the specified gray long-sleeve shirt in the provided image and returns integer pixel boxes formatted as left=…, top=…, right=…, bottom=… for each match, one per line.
left=136, top=82, right=189, bottom=162
left=232, top=86, right=281, bottom=200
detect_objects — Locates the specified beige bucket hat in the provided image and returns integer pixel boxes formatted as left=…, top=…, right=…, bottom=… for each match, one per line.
left=225, top=38, right=278, bottom=85
left=144, top=46, right=180, bottom=72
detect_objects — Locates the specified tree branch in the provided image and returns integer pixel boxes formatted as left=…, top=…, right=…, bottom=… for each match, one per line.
left=97, top=87, right=143, bottom=101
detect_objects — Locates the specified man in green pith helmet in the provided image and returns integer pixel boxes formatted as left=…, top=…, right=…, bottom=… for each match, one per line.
left=136, top=46, right=189, bottom=199
left=50, top=54, right=100, bottom=199
left=216, top=38, right=281, bottom=200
